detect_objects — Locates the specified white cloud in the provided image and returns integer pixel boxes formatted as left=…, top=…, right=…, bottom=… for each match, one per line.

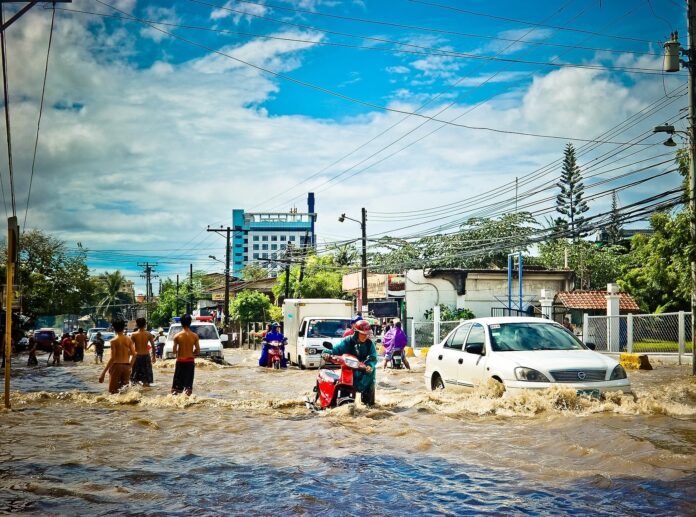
left=386, top=65, right=409, bottom=74
left=139, top=6, right=180, bottom=43
left=210, top=1, right=268, bottom=24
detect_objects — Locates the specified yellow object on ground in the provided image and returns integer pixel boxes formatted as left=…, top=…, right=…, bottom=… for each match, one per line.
left=377, top=345, right=385, bottom=355
left=417, top=346, right=428, bottom=357
left=620, top=353, right=653, bottom=370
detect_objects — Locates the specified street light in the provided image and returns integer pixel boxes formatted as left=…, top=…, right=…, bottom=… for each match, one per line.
left=339, top=209, right=368, bottom=312
left=208, top=255, right=224, bottom=265
left=653, top=124, right=681, bottom=147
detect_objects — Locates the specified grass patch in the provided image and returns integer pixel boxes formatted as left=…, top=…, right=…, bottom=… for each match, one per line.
left=632, top=340, right=693, bottom=353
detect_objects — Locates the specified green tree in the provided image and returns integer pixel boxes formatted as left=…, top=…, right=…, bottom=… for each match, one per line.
left=0, top=230, right=97, bottom=317
left=241, top=263, right=269, bottom=281
left=423, top=305, right=475, bottom=320
left=96, top=270, right=132, bottom=319
left=556, top=143, right=589, bottom=242
left=331, top=243, right=359, bottom=266
left=230, top=290, right=272, bottom=323
left=273, top=254, right=346, bottom=300
left=606, top=191, right=623, bottom=245
left=618, top=211, right=690, bottom=313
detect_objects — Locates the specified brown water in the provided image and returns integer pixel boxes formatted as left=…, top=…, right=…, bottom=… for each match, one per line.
left=1, top=349, right=696, bottom=515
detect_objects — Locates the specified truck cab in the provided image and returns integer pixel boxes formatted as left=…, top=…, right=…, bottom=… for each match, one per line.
left=283, top=298, right=353, bottom=369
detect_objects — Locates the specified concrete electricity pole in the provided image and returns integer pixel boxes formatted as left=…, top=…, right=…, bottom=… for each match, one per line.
left=339, top=209, right=368, bottom=313
left=138, top=262, right=157, bottom=322
left=207, top=226, right=232, bottom=334
left=661, top=1, right=696, bottom=374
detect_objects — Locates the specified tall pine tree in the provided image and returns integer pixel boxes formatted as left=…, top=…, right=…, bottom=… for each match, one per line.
left=606, top=190, right=623, bottom=245
left=556, top=143, right=589, bottom=242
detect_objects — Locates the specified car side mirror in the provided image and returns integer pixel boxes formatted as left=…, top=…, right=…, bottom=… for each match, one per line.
left=585, top=342, right=596, bottom=350
left=465, top=343, right=484, bottom=355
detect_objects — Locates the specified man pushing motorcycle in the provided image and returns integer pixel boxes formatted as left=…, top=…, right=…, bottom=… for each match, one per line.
left=321, top=319, right=377, bottom=406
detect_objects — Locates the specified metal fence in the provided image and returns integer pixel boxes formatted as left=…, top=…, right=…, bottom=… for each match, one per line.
left=409, top=320, right=464, bottom=348
left=585, top=312, right=693, bottom=363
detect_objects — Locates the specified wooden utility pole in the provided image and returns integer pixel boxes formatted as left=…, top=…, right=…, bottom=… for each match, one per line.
left=3, top=216, right=17, bottom=409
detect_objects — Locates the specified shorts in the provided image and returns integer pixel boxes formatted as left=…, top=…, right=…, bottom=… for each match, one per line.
left=109, top=363, right=131, bottom=394
left=384, top=348, right=403, bottom=360
left=172, top=361, right=195, bottom=394
left=130, top=354, right=154, bottom=384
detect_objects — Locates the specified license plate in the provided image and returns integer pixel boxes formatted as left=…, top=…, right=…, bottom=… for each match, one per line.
left=576, top=389, right=601, bottom=399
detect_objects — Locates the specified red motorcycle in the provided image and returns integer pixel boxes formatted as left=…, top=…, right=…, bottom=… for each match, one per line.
left=266, top=340, right=283, bottom=369
left=306, top=352, right=367, bottom=410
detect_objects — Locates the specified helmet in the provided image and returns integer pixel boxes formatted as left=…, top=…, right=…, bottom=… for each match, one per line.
left=350, top=315, right=363, bottom=325
left=354, top=320, right=372, bottom=337
left=270, top=321, right=280, bottom=329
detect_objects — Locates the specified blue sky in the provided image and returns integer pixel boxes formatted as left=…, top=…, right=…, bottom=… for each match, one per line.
left=0, top=0, right=689, bottom=293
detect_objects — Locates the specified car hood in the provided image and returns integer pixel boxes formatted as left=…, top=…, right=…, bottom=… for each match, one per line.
left=494, top=349, right=617, bottom=371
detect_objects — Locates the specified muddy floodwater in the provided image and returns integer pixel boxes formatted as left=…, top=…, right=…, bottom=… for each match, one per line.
left=1, top=349, right=696, bottom=516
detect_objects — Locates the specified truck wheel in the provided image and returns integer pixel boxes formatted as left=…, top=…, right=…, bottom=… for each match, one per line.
left=298, top=356, right=305, bottom=370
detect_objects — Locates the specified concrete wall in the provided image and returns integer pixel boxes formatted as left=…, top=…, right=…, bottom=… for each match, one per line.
left=406, top=269, right=573, bottom=320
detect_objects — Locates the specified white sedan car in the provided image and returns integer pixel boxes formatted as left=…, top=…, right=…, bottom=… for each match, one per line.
left=424, top=317, right=631, bottom=396
left=163, top=322, right=227, bottom=360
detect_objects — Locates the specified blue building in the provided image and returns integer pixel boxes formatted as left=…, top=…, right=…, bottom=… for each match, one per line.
left=232, top=193, right=316, bottom=277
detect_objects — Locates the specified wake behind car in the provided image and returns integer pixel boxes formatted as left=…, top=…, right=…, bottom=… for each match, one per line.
left=163, top=322, right=227, bottom=360
left=424, top=317, right=631, bottom=396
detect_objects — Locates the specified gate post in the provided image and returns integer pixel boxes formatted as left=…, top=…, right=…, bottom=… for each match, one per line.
left=433, top=305, right=441, bottom=347
left=540, top=289, right=554, bottom=320
left=679, top=311, right=685, bottom=365
left=410, top=319, right=416, bottom=349
left=606, top=284, right=621, bottom=353
left=627, top=313, right=633, bottom=353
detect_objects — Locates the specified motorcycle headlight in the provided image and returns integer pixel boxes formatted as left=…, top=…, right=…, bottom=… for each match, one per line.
left=514, top=367, right=550, bottom=382
left=344, top=357, right=360, bottom=369
left=610, top=364, right=627, bottom=380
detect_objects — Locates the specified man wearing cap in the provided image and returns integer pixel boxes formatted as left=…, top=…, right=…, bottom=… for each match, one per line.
left=322, top=319, right=377, bottom=406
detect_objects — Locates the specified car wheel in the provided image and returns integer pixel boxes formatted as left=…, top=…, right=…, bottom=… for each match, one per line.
left=431, top=373, right=445, bottom=391
left=298, top=356, right=305, bottom=370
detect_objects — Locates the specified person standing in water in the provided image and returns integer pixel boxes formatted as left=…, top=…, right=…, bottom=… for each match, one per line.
left=88, top=332, right=105, bottom=364
left=99, top=319, right=136, bottom=394
left=171, top=314, right=200, bottom=396
left=130, top=317, right=156, bottom=387
left=74, top=328, right=87, bottom=362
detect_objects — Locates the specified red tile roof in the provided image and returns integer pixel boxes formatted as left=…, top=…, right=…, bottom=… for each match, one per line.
left=555, top=291, right=641, bottom=312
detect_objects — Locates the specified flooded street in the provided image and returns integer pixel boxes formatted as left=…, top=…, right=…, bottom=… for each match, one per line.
left=2, top=349, right=696, bottom=515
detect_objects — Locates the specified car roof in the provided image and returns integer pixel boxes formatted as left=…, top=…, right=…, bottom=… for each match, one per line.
left=463, top=317, right=558, bottom=325
left=170, top=322, right=216, bottom=326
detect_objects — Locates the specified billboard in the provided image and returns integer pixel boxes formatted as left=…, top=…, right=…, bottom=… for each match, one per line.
left=369, top=300, right=399, bottom=318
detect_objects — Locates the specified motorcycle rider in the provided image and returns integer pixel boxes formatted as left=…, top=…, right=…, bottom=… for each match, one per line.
left=342, top=314, right=363, bottom=337
left=258, top=321, right=287, bottom=368
left=382, top=320, right=410, bottom=370
left=322, top=319, right=377, bottom=406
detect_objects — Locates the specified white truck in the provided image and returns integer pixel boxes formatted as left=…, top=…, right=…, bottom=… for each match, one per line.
left=283, top=298, right=354, bottom=369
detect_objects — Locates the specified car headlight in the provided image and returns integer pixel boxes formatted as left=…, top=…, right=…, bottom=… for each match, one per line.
left=610, top=364, right=627, bottom=380
left=514, top=367, right=550, bottom=382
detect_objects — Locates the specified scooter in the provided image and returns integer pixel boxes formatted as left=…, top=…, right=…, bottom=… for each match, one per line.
left=389, top=349, right=404, bottom=369
left=306, top=347, right=367, bottom=410
left=266, top=340, right=283, bottom=369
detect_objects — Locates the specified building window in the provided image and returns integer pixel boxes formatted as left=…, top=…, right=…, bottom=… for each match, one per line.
left=262, top=244, right=268, bottom=250
left=280, top=235, right=286, bottom=241
left=280, top=244, right=286, bottom=250
left=262, top=253, right=268, bottom=259
left=253, top=244, right=259, bottom=250
left=253, top=236, right=259, bottom=241
left=235, top=252, right=242, bottom=257
left=271, top=235, right=278, bottom=241
left=289, top=236, right=296, bottom=242
left=262, top=235, right=268, bottom=241
left=253, top=253, right=259, bottom=259
left=271, top=244, right=277, bottom=250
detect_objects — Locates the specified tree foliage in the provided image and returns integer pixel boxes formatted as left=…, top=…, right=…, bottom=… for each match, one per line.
left=95, top=270, right=132, bottom=319
left=618, top=211, right=690, bottom=313
left=606, top=191, right=623, bottom=246
left=0, top=230, right=97, bottom=317
left=273, top=254, right=346, bottom=300
left=423, top=305, right=475, bottom=321
left=230, top=290, right=272, bottom=323
left=556, top=143, right=589, bottom=242
left=241, top=263, right=269, bottom=281
left=150, top=272, right=220, bottom=327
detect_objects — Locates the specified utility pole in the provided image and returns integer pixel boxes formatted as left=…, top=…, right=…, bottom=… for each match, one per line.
left=188, top=263, right=193, bottom=315
left=284, top=244, right=292, bottom=300
left=662, top=4, right=696, bottom=374
left=138, top=262, right=158, bottom=322
left=175, top=274, right=180, bottom=316
left=207, top=226, right=232, bottom=334
left=361, top=207, right=368, bottom=312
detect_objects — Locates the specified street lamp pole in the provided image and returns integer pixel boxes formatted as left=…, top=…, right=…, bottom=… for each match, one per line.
left=339, top=209, right=368, bottom=312
left=661, top=3, right=696, bottom=374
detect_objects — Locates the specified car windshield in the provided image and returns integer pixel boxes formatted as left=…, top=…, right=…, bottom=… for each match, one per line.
left=35, top=331, right=54, bottom=340
left=307, top=319, right=350, bottom=338
left=489, top=323, right=586, bottom=352
left=167, top=325, right=219, bottom=340
left=97, top=333, right=115, bottom=341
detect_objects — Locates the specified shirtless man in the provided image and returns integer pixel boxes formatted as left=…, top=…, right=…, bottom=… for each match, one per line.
left=171, top=314, right=200, bottom=396
left=74, top=328, right=87, bottom=362
left=99, top=319, right=136, bottom=394
left=130, top=317, right=156, bottom=387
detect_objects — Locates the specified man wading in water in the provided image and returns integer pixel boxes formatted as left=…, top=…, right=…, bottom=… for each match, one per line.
left=171, top=314, right=199, bottom=396
left=99, top=319, right=136, bottom=394
left=130, top=317, right=156, bottom=387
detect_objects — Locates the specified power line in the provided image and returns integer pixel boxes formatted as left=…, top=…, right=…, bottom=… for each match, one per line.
left=24, top=5, right=56, bottom=231
left=0, top=4, right=16, bottom=217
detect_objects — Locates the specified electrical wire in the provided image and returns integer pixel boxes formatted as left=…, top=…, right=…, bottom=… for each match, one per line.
left=0, top=4, right=16, bottom=217
left=24, top=5, right=56, bottom=231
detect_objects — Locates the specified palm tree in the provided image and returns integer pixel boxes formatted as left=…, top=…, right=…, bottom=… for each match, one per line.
left=96, top=271, right=130, bottom=320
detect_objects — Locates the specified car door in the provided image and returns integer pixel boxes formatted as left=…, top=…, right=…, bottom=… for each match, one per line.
left=458, top=323, right=488, bottom=388
left=437, top=323, right=472, bottom=388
